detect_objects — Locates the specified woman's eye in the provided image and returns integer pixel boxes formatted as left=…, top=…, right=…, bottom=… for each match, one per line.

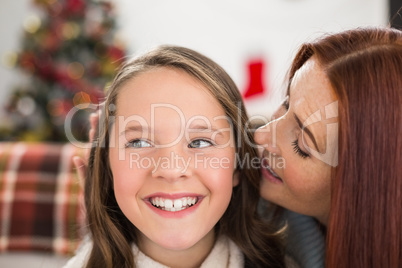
left=282, top=96, right=290, bottom=110
left=126, top=139, right=152, bottom=148
left=188, top=139, right=213, bottom=148
left=271, top=96, right=289, bottom=120
left=291, top=139, right=310, bottom=159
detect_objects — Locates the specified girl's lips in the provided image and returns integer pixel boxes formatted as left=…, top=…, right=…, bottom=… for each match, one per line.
left=143, top=192, right=204, bottom=218
left=261, top=157, right=283, bottom=184
left=144, top=192, right=200, bottom=200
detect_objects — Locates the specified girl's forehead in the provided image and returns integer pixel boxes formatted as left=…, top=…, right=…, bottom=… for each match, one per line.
left=113, top=67, right=229, bottom=123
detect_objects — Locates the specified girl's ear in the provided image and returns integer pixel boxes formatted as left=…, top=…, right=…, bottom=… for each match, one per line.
left=232, top=170, right=240, bottom=187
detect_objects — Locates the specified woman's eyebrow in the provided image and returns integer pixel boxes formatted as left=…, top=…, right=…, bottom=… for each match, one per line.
left=293, top=113, right=321, bottom=153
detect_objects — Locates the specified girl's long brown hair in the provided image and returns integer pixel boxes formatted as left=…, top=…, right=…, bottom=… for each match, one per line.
left=288, top=27, right=402, bottom=267
left=85, top=45, right=285, bottom=268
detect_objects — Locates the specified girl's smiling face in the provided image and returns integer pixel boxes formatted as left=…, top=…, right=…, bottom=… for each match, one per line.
left=108, top=67, right=237, bottom=259
left=254, top=58, right=338, bottom=225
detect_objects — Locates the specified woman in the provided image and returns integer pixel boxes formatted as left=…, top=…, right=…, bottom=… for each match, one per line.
left=255, top=27, right=401, bottom=267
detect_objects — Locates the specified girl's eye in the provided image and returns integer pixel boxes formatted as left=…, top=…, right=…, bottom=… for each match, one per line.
left=188, top=139, right=213, bottom=148
left=291, top=139, right=309, bottom=158
left=126, top=139, right=152, bottom=148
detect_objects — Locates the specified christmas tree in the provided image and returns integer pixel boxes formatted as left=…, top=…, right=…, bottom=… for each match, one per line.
left=1, top=0, right=126, bottom=142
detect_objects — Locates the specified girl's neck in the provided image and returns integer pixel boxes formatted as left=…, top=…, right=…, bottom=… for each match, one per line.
left=137, top=230, right=215, bottom=268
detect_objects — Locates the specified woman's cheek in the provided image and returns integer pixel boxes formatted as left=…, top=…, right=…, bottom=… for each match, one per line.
left=283, top=159, right=315, bottom=197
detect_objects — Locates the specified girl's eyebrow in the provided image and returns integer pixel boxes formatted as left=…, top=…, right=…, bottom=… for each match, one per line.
left=188, top=124, right=219, bottom=132
left=119, top=125, right=148, bottom=137
left=120, top=124, right=225, bottom=137
left=293, top=113, right=321, bottom=153
left=188, top=124, right=225, bottom=138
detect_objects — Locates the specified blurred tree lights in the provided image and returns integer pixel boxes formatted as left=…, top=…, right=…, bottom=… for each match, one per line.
left=1, top=0, right=126, bottom=141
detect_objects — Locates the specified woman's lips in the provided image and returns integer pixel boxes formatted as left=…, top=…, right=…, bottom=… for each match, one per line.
left=261, top=157, right=283, bottom=184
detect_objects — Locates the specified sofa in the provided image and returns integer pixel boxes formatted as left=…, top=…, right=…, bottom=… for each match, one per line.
left=0, top=142, right=86, bottom=267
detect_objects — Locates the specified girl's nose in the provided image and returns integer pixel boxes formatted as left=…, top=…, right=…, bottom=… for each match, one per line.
left=151, top=146, right=192, bottom=182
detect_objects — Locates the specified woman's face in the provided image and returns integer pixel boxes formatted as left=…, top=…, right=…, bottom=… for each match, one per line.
left=254, top=57, right=338, bottom=225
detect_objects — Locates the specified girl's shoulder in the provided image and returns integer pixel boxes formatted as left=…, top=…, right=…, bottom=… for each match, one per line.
left=62, top=235, right=244, bottom=268
left=200, top=235, right=244, bottom=268
left=62, top=236, right=92, bottom=268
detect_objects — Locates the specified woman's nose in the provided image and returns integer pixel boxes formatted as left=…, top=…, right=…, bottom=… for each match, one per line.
left=254, top=122, right=271, bottom=147
left=254, top=120, right=282, bottom=155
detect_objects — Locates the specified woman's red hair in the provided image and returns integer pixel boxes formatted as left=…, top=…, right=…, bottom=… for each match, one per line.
left=288, top=27, right=402, bottom=267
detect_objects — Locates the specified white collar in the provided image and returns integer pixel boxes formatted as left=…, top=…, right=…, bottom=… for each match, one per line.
left=133, top=235, right=244, bottom=268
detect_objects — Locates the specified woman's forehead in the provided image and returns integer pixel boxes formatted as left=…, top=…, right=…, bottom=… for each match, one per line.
left=290, top=58, right=335, bottom=113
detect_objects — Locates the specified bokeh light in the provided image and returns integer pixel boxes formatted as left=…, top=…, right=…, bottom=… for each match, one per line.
left=62, top=22, right=81, bottom=40
left=67, top=62, right=85, bottom=80
left=17, top=96, right=36, bottom=116
left=23, top=14, right=41, bottom=34
left=47, top=99, right=64, bottom=117
left=1, top=51, right=18, bottom=68
left=73, top=91, right=91, bottom=109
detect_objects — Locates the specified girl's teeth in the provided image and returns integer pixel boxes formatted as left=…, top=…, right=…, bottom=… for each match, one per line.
left=174, top=199, right=182, bottom=208
left=150, top=197, right=198, bottom=212
left=165, top=199, right=173, bottom=209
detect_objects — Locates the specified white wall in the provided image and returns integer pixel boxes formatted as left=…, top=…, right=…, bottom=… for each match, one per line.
left=113, top=0, right=388, bottom=117
left=0, top=0, right=389, bottom=123
left=0, top=0, right=32, bottom=125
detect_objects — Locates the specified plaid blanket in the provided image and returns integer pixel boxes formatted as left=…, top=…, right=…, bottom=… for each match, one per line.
left=0, top=142, right=86, bottom=256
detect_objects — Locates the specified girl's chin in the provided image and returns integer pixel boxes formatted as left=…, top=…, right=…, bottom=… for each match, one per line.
left=145, top=232, right=209, bottom=253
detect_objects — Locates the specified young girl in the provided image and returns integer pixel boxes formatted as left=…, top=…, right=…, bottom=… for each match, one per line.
left=65, top=45, right=285, bottom=267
